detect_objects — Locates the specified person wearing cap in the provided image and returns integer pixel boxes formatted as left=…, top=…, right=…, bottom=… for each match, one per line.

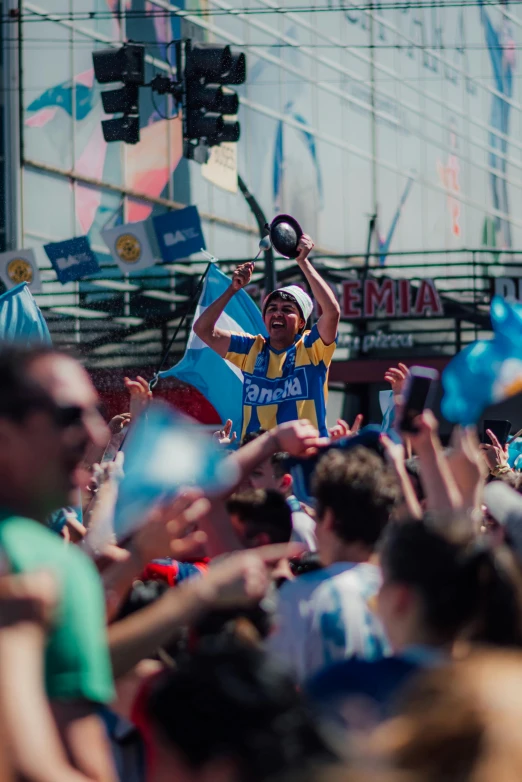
left=193, top=235, right=340, bottom=439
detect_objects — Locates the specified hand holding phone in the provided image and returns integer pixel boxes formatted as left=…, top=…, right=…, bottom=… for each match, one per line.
left=399, top=366, right=439, bottom=433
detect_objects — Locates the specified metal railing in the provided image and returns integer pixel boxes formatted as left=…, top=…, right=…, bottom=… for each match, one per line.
left=20, top=247, right=520, bottom=368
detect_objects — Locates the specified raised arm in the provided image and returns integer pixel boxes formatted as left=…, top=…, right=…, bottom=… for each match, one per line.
left=295, top=236, right=340, bottom=345
left=193, top=262, right=254, bottom=358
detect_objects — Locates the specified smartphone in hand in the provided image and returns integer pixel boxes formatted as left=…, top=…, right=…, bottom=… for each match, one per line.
left=399, top=366, right=439, bottom=433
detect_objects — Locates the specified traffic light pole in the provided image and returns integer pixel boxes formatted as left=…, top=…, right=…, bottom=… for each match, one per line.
left=237, top=174, right=276, bottom=294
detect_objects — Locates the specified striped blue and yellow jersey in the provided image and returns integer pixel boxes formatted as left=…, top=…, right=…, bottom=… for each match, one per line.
left=226, top=324, right=336, bottom=440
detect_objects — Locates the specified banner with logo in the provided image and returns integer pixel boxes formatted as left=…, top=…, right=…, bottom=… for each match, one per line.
left=101, top=220, right=158, bottom=275
left=0, top=248, right=42, bottom=293
left=153, top=205, right=206, bottom=263
left=44, top=236, right=100, bottom=284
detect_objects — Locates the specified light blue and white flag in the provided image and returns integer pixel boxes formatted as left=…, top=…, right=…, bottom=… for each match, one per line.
left=0, top=283, right=51, bottom=345
left=160, top=264, right=267, bottom=441
left=114, top=402, right=239, bottom=541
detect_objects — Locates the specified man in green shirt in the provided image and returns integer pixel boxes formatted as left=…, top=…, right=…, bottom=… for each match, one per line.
left=0, top=343, right=116, bottom=780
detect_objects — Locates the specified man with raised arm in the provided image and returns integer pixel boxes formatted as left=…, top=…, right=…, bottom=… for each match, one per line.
left=193, top=235, right=340, bottom=439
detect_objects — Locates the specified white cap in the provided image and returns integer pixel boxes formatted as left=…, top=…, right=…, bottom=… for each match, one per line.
left=263, top=285, right=314, bottom=322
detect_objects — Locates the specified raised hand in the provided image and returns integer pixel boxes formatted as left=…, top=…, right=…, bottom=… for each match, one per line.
left=130, top=489, right=210, bottom=565
left=296, top=234, right=315, bottom=264
left=214, top=419, right=237, bottom=446
left=479, top=428, right=510, bottom=474
left=273, top=419, right=329, bottom=457
left=329, top=414, right=363, bottom=442
left=124, top=375, right=152, bottom=418
left=384, top=363, right=410, bottom=400
left=232, top=262, right=254, bottom=291
left=108, top=412, right=131, bottom=435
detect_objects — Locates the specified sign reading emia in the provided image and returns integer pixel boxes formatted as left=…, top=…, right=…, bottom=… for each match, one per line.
left=342, top=278, right=443, bottom=319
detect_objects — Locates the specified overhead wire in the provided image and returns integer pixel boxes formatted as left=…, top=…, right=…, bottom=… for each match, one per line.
left=10, top=0, right=522, bottom=22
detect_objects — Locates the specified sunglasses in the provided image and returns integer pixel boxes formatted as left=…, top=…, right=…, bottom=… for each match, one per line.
left=49, top=403, right=104, bottom=429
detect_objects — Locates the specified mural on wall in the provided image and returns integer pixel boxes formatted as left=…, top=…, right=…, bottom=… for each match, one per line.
left=20, top=0, right=522, bottom=262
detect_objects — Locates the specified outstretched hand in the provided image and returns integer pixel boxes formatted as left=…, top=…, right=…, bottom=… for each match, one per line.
left=384, top=363, right=410, bottom=400
left=214, top=419, right=237, bottom=446
left=124, top=375, right=152, bottom=418
left=329, top=414, right=363, bottom=442
left=273, top=419, right=329, bottom=457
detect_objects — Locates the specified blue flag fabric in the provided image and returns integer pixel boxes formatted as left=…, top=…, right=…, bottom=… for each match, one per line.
left=0, top=283, right=51, bottom=345
left=114, top=402, right=239, bottom=541
left=442, top=296, right=522, bottom=425
left=160, top=264, right=267, bottom=440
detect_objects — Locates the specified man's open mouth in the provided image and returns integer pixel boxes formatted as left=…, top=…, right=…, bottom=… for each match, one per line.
left=271, top=319, right=285, bottom=329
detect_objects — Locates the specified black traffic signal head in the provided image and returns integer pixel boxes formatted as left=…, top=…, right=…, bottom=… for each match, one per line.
left=101, top=115, right=140, bottom=145
left=93, top=43, right=145, bottom=145
left=93, top=43, right=145, bottom=85
left=183, top=42, right=246, bottom=149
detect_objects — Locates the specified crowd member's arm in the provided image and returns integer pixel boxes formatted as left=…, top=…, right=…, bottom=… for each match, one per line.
left=295, top=235, right=340, bottom=345
left=0, top=572, right=90, bottom=782
left=446, top=426, right=487, bottom=514
left=409, top=411, right=462, bottom=513
left=108, top=545, right=290, bottom=678
left=193, top=262, right=254, bottom=357
left=380, top=434, right=422, bottom=520
left=200, top=421, right=328, bottom=557
left=102, top=492, right=210, bottom=622
left=50, top=703, right=116, bottom=782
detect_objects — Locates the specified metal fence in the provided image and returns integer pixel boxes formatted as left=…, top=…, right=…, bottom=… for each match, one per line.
left=22, top=247, right=522, bottom=368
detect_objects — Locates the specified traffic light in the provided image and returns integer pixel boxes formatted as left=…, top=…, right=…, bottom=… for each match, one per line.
left=184, top=42, right=246, bottom=151
left=92, top=43, right=145, bottom=144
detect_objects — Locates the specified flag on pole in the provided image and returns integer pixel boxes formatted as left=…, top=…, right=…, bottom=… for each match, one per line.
left=101, top=220, right=158, bottom=274
left=0, top=248, right=42, bottom=293
left=442, top=296, right=522, bottom=425
left=0, top=283, right=51, bottom=345
left=160, top=264, right=267, bottom=441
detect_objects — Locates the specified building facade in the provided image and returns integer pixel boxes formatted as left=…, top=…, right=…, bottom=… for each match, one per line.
left=1, top=0, right=521, bottom=425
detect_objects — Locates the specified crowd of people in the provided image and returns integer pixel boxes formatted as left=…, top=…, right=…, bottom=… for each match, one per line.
left=3, top=235, right=522, bottom=781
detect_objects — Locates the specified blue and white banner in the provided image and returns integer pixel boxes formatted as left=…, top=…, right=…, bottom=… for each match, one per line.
left=153, top=205, right=205, bottom=263
left=0, top=248, right=42, bottom=293
left=101, top=220, right=158, bottom=275
left=160, top=263, right=267, bottom=441
left=0, top=283, right=51, bottom=345
left=44, top=236, right=99, bottom=284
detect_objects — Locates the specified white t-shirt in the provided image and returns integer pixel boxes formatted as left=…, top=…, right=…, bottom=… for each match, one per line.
left=287, top=496, right=317, bottom=552
left=290, top=510, right=317, bottom=552
left=267, top=562, right=388, bottom=682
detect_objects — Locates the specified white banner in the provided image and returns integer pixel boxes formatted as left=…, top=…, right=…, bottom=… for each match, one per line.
left=202, top=143, right=238, bottom=194
left=101, top=221, right=158, bottom=274
left=0, top=248, right=41, bottom=293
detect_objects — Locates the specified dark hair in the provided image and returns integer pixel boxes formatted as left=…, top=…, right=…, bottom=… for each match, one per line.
left=263, top=290, right=304, bottom=320
left=227, top=489, right=292, bottom=544
left=146, top=640, right=332, bottom=781
left=312, top=447, right=399, bottom=547
left=240, top=429, right=267, bottom=447
left=271, top=451, right=290, bottom=479
left=380, top=519, right=522, bottom=647
left=0, top=343, right=62, bottom=422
